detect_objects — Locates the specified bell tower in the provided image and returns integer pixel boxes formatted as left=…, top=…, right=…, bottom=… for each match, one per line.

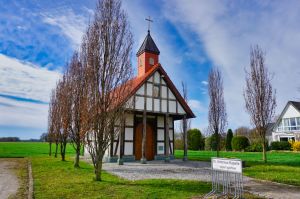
left=136, top=30, right=160, bottom=77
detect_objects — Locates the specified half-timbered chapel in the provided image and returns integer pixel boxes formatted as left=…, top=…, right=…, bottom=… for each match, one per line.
left=85, top=30, right=195, bottom=163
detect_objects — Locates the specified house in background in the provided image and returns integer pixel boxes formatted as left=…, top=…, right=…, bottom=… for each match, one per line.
left=271, top=101, right=300, bottom=142
left=84, top=30, right=195, bottom=162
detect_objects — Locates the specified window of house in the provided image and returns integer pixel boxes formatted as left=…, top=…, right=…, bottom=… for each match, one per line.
left=149, top=57, right=154, bottom=65
left=139, top=58, right=142, bottom=67
left=153, top=85, right=160, bottom=97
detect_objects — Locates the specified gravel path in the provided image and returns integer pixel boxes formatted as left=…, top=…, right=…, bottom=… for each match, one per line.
left=103, top=160, right=300, bottom=199
left=0, top=160, right=19, bottom=199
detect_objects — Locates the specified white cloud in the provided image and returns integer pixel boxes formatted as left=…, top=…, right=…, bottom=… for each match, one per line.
left=188, top=99, right=205, bottom=113
left=41, top=9, right=89, bottom=48
left=201, top=81, right=208, bottom=85
left=0, top=54, right=61, bottom=133
left=164, top=0, right=300, bottom=129
left=0, top=54, right=61, bottom=102
left=0, top=96, right=48, bottom=129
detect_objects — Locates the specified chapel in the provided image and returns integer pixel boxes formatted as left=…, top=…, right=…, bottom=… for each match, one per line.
left=85, top=30, right=195, bottom=163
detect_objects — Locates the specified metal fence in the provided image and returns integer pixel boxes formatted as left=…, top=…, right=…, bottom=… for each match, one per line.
left=204, top=158, right=243, bottom=199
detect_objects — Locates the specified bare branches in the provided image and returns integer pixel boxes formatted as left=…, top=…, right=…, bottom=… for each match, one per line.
left=208, top=67, right=227, bottom=157
left=244, top=45, right=276, bottom=162
left=81, top=0, right=133, bottom=181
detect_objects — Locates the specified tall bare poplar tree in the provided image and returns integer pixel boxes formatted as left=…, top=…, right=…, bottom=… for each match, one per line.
left=68, top=52, right=88, bottom=168
left=208, top=67, right=227, bottom=157
left=81, top=0, right=133, bottom=181
left=57, top=74, right=72, bottom=161
left=244, top=45, right=276, bottom=163
left=180, top=81, right=190, bottom=161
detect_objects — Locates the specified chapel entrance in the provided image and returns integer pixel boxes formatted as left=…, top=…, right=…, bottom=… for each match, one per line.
left=135, top=123, right=155, bottom=160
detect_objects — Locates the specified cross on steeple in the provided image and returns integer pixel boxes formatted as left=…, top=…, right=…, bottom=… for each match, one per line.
left=145, top=16, right=153, bottom=32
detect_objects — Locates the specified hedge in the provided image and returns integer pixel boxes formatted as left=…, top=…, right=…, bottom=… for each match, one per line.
left=270, top=141, right=291, bottom=150
left=231, top=136, right=250, bottom=151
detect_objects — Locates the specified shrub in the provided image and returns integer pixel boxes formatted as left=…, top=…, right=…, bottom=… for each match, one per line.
left=225, top=129, right=233, bottom=151
left=246, top=142, right=263, bottom=152
left=291, top=141, right=300, bottom=151
left=231, top=136, right=250, bottom=151
left=270, top=141, right=291, bottom=150
left=187, top=128, right=205, bottom=150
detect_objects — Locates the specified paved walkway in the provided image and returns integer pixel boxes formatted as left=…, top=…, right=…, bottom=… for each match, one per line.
left=0, top=160, right=19, bottom=199
left=103, top=160, right=300, bottom=199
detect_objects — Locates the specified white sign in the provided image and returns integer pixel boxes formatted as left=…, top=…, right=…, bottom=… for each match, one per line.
left=212, top=158, right=242, bottom=173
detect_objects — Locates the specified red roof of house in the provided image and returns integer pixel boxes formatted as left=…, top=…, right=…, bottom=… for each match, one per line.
left=120, top=63, right=195, bottom=119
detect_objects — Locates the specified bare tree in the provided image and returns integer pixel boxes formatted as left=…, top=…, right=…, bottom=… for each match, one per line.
left=180, top=81, right=190, bottom=161
left=48, top=89, right=61, bottom=158
left=68, top=52, right=88, bottom=168
left=81, top=0, right=133, bottom=181
left=56, top=74, right=72, bottom=161
left=244, top=45, right=276, bottom=163
left=208, top=67, right=227, bottom=157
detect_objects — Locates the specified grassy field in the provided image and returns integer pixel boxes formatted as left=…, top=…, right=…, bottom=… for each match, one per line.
left=32, top=156, right=212, bottom=199
left=0, top=142, right=75, bottom=158
left=0, top=142, right=261, bottom=198
left=175, top=150, right=300, bottom=186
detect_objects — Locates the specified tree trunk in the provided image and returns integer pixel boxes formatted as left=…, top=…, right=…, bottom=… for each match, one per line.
left=183, top=114, right=188, bottom=161
left=49, top=142, right=52, bottom=156
left=74, top=147, right=80, bottom=168
left=55, top=143, right=58, bottom=158
left=95, top=158, right=103, bottom=181
left=262, top=141, right=267, bottom=163
left=216, top=132, right=220, bottom=157
left=61, top=142, right=67, bottom=161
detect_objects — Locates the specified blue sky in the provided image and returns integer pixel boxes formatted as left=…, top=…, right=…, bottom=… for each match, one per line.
left=1, top=0, right=300, bottom=139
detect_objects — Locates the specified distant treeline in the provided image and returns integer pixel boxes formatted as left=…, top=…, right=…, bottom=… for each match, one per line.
left=0, top=137, right=42, bottom=142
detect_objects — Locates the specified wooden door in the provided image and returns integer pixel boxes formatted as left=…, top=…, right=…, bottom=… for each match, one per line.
left=135, top=123, right=154, bottom=160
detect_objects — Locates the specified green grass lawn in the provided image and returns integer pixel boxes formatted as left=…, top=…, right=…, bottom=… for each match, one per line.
left=175, top=150, right=300, bottom=186
left=0, top=142, right=75, bottom=158
left=32, top=156, right=212, bottom=199
left=0, top=142, right=260, bottom=198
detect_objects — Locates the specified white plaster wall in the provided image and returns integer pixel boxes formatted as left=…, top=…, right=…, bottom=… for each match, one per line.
left=161, top=100, right=167, bottom=112
left=161, top=86, right=167, bottom=98
left=147, top=83, right=152, bottom=96
left=154, top=71, right=160, bottom=83
left=124, top=142, right=133, bottom=155
left=168, top=88, right=175, bottom=99
left=161, top=79, right=166, bottom=85
left=135, top=96, right=144, bottom=110
left=157, top=129, right=165, bottom=140
left=125, top=128, right=133, bottom=140
left=154, top=99, right=160, bottom=111
left=146, top=97, right=153, bottom=110
left=157, top=116, right=164, bottom=127
left=157, top=142, right=165, bottom=155
left=169, top=101, right=176, bottom=113
left=177, top=102, right=186, bottom=114
left=283, top=104, right=300, bottom=118
left=136, top=85, right=144, bottom=95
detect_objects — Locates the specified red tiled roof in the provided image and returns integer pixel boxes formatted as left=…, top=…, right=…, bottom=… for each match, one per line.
left=120, top=63, right=195, bottom=119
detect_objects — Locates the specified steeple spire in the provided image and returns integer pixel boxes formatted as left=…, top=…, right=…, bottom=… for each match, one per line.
left=136, top=27, right=160, bottom=77
left=136, top=31, right=160, bottom=57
